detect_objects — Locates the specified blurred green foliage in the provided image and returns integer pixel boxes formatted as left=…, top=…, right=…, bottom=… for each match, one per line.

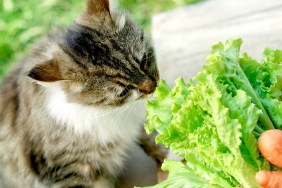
left=0, top=0, right=202, bottom=79
left=121, top=0, right=202, bottom=29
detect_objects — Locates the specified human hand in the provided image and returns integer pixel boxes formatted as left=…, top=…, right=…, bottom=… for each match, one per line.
left=256, top=129, right=282, bottom=188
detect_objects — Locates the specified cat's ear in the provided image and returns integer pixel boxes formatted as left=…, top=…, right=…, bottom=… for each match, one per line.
left=86, top=0, right=111, bottom=15
left=28, top=59, right=63, bottom=83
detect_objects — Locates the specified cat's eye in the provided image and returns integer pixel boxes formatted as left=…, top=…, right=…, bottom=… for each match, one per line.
left=118, top=85, right=135, bottom=97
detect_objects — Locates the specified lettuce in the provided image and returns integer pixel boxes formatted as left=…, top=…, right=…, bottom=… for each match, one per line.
left=145, top=39, right=282, bottom=188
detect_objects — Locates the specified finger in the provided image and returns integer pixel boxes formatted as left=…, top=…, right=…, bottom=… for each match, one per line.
left=256, top=170, right=282, bottom=188
left=258, top=129, right=282, bottom=168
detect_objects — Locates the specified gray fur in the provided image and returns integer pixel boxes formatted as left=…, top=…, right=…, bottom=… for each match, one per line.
left=0, top=0, right=167, bottom=187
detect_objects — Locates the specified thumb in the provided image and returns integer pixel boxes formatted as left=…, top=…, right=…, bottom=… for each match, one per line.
left=258, top=129, right=282, bottom=168
left=256, top=170, right=282, bottom=188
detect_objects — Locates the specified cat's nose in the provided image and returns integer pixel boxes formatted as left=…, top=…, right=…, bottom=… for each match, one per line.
left=138, top=79, right=157, bottom=94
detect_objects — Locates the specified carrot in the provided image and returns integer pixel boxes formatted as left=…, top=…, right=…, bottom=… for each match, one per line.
left=256, top=170, right=282, bottom=188
left=258, top=129, right=282, bottom=168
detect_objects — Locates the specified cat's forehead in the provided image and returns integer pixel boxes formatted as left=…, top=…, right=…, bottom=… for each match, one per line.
left=74, top=11, right=145, bottom=46
left=64, top=18, right=148, bottom=63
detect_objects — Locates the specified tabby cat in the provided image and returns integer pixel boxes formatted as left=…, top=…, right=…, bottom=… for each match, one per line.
left=0, top=0, right=167, bottom=187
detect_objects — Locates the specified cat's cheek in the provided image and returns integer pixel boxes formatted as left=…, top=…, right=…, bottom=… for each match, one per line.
left=68, top=83, right=84, bottom=93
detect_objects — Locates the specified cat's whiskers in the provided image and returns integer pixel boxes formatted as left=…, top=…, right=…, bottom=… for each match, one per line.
left=110, top=105, right=129, bottom=135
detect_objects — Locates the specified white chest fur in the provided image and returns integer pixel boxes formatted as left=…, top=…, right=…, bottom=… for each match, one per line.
left=44, top=86, right=146, bottom=144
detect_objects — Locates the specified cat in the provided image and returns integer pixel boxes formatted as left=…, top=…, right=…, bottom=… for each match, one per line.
left=0, top=0, right=167, bottom=187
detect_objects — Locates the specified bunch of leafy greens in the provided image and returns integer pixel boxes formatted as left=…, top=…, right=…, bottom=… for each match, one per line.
left=145, top=39, right=282, bottom=188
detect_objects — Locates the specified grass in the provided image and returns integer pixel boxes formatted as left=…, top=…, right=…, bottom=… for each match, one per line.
left=0, top=0, right=202, bottom=79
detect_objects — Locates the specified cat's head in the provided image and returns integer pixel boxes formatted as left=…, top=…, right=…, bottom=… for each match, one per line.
left=27, top=0, right=159, bottom=107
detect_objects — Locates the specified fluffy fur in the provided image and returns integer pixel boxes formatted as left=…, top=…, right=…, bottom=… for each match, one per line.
left=0, top=0, right=167, bottom=187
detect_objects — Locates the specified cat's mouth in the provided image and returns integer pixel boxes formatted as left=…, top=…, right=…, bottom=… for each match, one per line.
left=122, top=88, right=155, bottom=103
left=119, top=79, right=157, bottom=101
left=139, top=92, right=154, bottom=99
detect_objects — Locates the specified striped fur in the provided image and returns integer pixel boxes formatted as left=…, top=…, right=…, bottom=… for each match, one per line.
left=0, top=0, right=167, bottom=187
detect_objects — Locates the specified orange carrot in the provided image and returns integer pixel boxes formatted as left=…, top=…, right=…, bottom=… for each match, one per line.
left=258, top=129, right=282, bottom=168
left=256, top=170, right=282, bottom=188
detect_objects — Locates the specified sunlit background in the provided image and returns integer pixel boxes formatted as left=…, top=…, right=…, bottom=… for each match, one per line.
left=0, top=0, right=202, bottom=79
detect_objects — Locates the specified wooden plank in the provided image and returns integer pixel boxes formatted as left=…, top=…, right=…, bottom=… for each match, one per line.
left=152, top=0, right=282, bottom=85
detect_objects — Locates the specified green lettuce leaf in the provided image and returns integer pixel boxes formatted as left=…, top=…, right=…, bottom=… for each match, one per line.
left=146, top=160, right=227, bottom=188
left=240, top=50, right=282, bottom=129
left=144, top=39, right=279, bottom=188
